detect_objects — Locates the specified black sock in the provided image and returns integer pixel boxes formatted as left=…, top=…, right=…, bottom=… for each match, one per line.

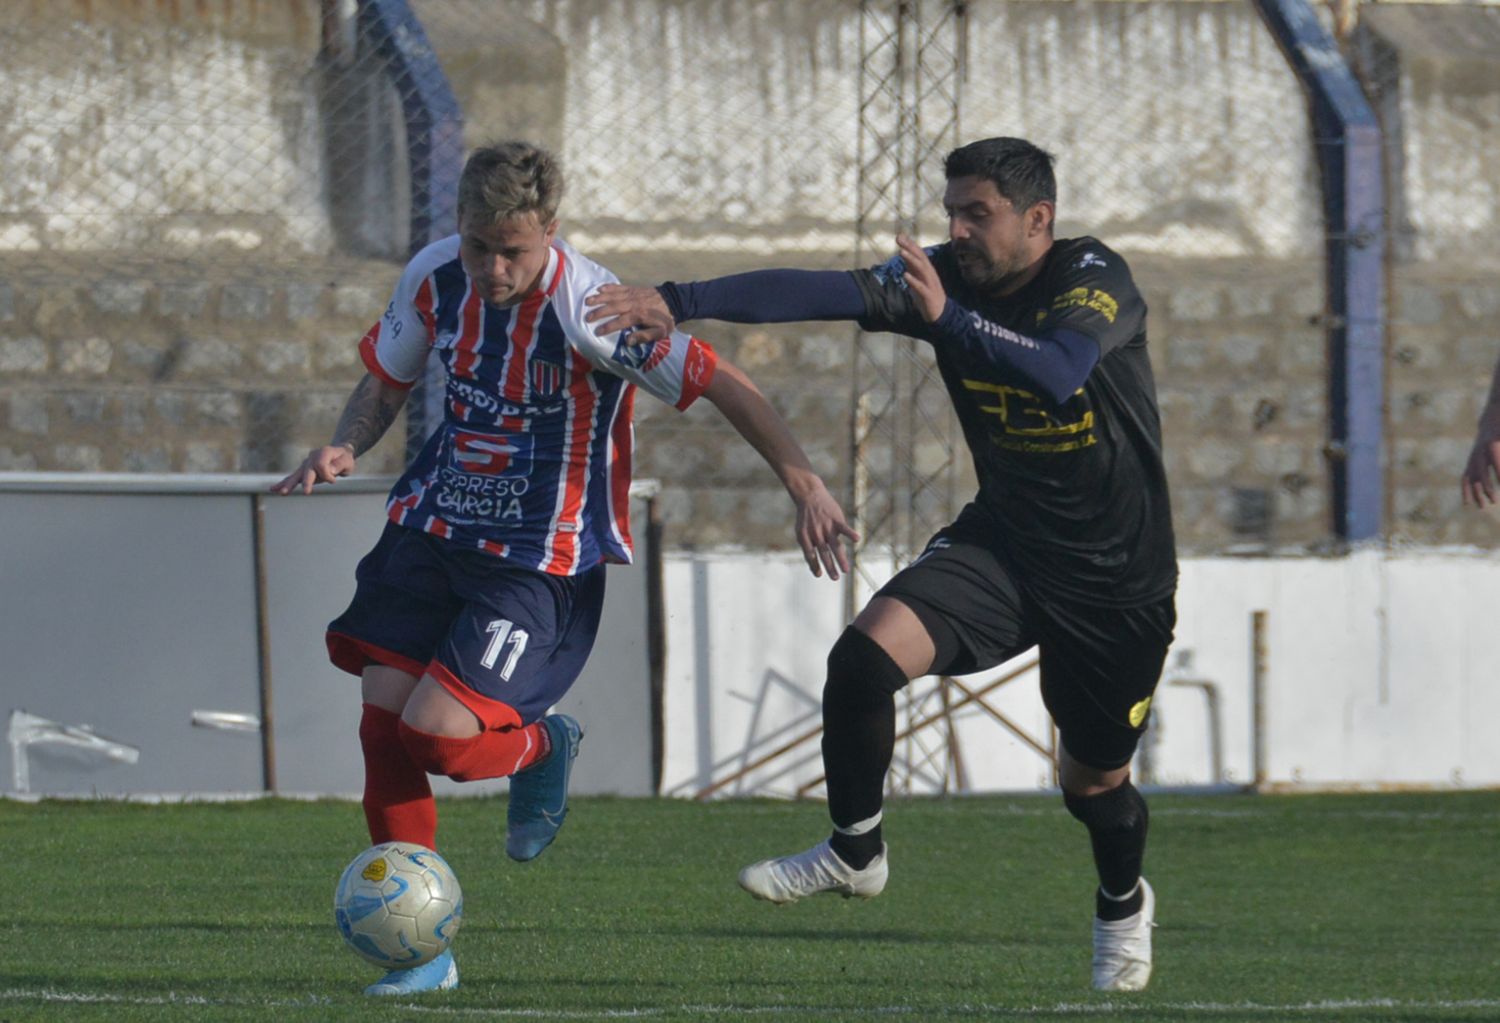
left=1095, top=883, right=1144, bottom=920
left=829, top=826, right=882, bottom=870
left=1064, top=782, right=1149, bottom=922
left=821, top=628, right=908, bottom=870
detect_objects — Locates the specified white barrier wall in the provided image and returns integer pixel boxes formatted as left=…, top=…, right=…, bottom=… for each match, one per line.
left=0, top=474, right=656, bottom=799
left=8, top=469, right=1494, bottom=803
left=660, top=547, right=1500, bottom=798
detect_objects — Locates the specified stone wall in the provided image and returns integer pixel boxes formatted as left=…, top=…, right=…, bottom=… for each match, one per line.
left=0, top=257, right=408, bottom=478
left=4, top=0, right=1500, bottom=555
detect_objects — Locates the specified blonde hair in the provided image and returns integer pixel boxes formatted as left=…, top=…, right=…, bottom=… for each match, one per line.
left=457, top=140, right=564, bottom=226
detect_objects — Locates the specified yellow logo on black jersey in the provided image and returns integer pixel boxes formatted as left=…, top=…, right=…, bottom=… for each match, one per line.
left=1052, top=287, right=1118, bottom=323
left=1129, top=697, right=1152, bottom=728
left=962, top=379, right=1095, bottom=453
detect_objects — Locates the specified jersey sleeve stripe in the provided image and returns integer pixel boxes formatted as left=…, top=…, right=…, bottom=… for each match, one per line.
left=359, top=324, right=418, bottom=390
left=606, top=386, right=635, bottom=557
left=674, top=336, right=719, bottom=410
left=414, top=276, right=437, bottom=339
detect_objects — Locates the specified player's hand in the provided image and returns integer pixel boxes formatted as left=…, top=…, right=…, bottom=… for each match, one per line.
left=793, top=477, right=860, bottom=581
left=269, top=444, right=357, bottom=496
left=897, top=234, right=948, bottom=323
left=1461, top=426, right=1500, bottom=507
left=584, top=284, right=676, bottom=345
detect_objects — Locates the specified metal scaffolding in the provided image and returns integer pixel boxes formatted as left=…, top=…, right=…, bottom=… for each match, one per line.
left=845, top=1, right=1049, bottom=799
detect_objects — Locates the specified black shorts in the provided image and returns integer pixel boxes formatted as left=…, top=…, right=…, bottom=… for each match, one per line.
left=326, top=521, right=606, bottom=730
left=875, top=533, right=1176, bottom=771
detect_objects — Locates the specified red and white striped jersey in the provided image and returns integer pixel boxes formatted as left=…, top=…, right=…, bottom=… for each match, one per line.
left=358, top=235, right=717, bottom=574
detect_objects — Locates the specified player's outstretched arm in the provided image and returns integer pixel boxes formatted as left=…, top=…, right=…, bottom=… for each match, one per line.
left=583, top=285, right=678, bottom=344
left=703, top=360, right=858, bottom=579
left=585, top=270, right=866, bottom=344
left=1462, top=353, right=1500, bottom=508
left=270, top=372, right=410, bottom=495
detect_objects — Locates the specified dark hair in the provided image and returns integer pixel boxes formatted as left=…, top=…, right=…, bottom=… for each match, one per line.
left=943, top=137, right=1056, bottom=211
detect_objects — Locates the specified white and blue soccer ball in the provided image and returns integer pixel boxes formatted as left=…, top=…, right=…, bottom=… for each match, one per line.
left=333, top=841, right=463, bottom=969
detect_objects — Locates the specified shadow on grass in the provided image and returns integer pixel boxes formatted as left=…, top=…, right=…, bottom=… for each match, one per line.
left=478, top=918, right=1065, bottom=949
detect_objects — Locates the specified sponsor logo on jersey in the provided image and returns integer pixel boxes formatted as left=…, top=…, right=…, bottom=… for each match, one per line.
left=1073, top=251, right=1107, bottom=271
left=685, top=340, right=713, bottom=388
left=871, top=254, right=911, bottom=290
left=452, top=430, right=533, bottom=476
left=910, top=536, right=951, bottom=567
left=1052, top=287, right=1118, bottom=323
left=968, top=312, right=1041, bottom=350
left=611, top=337, right=671, bottom=373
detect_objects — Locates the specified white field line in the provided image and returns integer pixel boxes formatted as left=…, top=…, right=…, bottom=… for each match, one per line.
left=5, top=989, right=1500, bottom=1018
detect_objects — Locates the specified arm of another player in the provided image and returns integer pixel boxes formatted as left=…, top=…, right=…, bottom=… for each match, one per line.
left=703, top=360, right=858, bottom=580
left=584, top=269, right=866, bottom=343
left=1462, top=352, right=1500, bottom=507
left=269, top=373, right=410, bottom=495
left=898, top=234, right=1099, bottom=406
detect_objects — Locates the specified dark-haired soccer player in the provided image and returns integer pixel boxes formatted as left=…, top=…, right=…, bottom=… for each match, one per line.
left=586, top=136, right=1178, bottom=992
left=273, top=139, right=854, bottom=996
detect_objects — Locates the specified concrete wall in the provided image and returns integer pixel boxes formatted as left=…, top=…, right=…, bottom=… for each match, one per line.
left=1354, top=5, right=1500, bottom=543
left=10, top=481, right=1490, bottom=800
left=0, top=1, right=330, bottom=259
left=660, top=547, right=1500, bottom=798
left=2, top=0, right=1500, bottom=556
left=0, top=476, right=657, bottom=799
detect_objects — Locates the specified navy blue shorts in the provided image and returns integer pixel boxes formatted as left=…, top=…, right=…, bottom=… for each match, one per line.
left=327, top=522, right=606, bottom=729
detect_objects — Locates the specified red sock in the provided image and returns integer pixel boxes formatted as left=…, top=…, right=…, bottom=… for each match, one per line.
left=359, top=703, right=437, bottom=848
left=398, top=719, right=551, bottom=781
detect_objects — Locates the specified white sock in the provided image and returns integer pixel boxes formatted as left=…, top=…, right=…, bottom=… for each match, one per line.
left=1099, top=880, right=1142, bottom=903
left=832, top=810, right=883, bottom=836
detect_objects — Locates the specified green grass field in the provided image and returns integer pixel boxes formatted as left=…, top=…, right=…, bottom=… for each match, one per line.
left=4, top=790, right=1499, bottom=1022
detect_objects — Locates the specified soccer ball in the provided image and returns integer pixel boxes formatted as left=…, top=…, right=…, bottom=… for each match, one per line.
left=333, top=841, right=463, bottom=969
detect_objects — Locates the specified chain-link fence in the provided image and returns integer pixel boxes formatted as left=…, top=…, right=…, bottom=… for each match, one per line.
left=2, top=0, right=1498, bottom=549
left=1348, top=3, right=1500, bottom=543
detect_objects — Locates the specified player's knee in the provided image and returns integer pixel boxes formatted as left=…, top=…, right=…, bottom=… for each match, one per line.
left=1063, top=780, right=1148, bottom=836
left=824, top=626, right=909, bottom=713
left=359, top=702, right=403, bottom=752
left=397, top=720, right=479, bottom=780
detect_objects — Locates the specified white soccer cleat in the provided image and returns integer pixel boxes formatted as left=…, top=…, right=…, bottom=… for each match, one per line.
left=737, top=839, right=888, bottom=905
left=1091, top=877, right=1156, bottom=992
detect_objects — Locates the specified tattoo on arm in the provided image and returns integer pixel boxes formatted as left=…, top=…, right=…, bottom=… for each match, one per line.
left=331, top=375, right=408, bottom=457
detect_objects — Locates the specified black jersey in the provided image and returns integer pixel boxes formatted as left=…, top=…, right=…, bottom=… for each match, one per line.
left=851, top=237, right=1177, bottom=608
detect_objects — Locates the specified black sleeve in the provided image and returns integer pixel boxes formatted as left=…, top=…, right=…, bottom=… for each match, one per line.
left=1040, top=245, right=1146, bottom=356
left=848, top=253, right=930, bottom=337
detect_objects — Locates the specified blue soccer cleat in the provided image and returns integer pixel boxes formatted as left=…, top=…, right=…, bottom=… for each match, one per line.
left=506, top=714, right=583, bottom=862
left=363, top=949, right=458, bottom=996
